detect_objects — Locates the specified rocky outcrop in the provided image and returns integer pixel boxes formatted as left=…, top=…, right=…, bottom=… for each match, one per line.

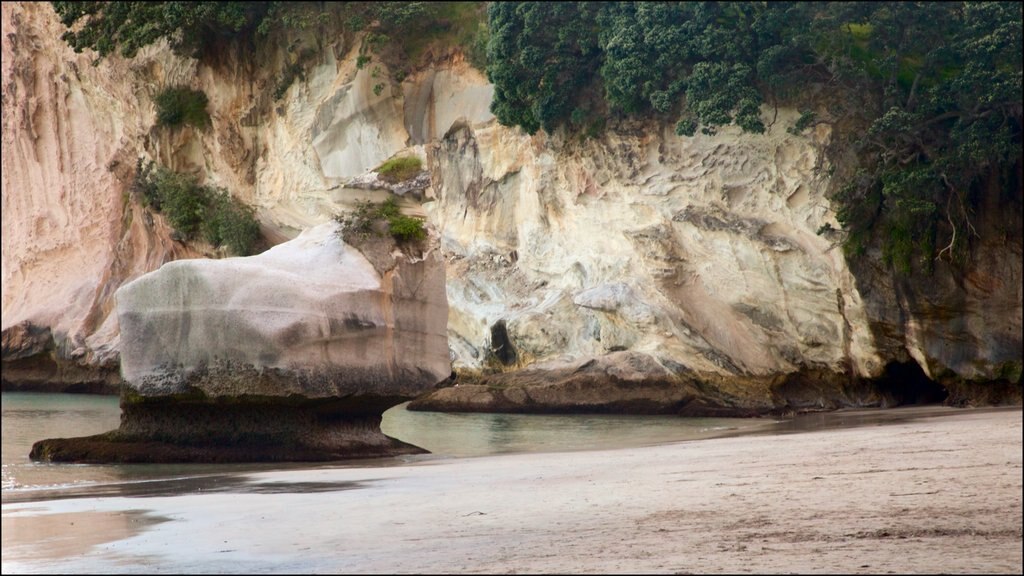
left=1, top=322, right=119, bottom=393
left=31, top=221, right=450, bottom=462
left=3, top=3, right=1019, bottom=413
left=409, top=352, right=700, bottom=414
left=848, top=185, right=1023, bottom=392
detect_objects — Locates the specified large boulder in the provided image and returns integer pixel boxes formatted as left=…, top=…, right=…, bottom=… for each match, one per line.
left=31, top=221, right=450, bottom=462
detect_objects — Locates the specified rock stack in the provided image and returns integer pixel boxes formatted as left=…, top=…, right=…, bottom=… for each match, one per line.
left=31, top=221, right=450, bottom=462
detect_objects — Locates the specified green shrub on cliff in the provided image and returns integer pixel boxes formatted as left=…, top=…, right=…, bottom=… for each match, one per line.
left=338, top=198, right=426, bottom=244
left=388, top=214, right=427, bottom=242
left=154, top=87, right=211, bottom=129
left=51, top=1, right=277, bottom=61
left=201, top=191, right=263, bottom=257
left=376, top=157, right=423, bottom=184
left=132, top=160, right=262, bottom=255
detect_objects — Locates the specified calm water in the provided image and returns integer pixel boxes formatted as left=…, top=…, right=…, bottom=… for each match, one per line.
left=1, top=392, right=772, bottom=503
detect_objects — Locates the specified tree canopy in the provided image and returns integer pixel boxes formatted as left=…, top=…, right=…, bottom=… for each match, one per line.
left=51, top=2, right=278, bottom=61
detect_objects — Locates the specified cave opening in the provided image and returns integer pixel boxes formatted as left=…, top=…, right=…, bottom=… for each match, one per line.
left=879, top=360, right=948, bottom=405
left=489, top=320, right=517, bottom=366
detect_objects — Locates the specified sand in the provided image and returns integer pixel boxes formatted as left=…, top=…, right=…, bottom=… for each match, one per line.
left=2, top=407, right=1021, bottom=574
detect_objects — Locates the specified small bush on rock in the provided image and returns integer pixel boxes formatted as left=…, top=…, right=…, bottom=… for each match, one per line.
left=376, top=156, right=422, bottom=183
left=388, top=215, right=427, bottom=242
left=337, top=197, right=425, bottom=244
left=201, top=190, right=263, bottom=256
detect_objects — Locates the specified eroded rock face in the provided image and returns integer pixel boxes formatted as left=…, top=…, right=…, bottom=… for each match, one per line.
left=0, top=322, right=119, bottom=393
left=408, top=351, right=705, bottom=415
left=428, top=116, right=882, bottom=397
left=3, top=3, right=1019, bottom=411
left=32, top=222, right=450, bottom=462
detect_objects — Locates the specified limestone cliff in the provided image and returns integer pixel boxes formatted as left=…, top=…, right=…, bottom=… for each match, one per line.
left=2, top=3, right=1019, bottom=410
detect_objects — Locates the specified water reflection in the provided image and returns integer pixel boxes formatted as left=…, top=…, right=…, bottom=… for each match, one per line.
left=380, top=402, right=767, bottom=457
left=3, top=393, right=766, bottom=502
left=5, top=391, right=998, bottom=504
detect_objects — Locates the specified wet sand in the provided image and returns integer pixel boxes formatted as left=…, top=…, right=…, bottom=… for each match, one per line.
left=2, top=407, right=1021, bottom=574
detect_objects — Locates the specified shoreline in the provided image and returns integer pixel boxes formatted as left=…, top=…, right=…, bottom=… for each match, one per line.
left=3, top=407, right=1021, bottom=574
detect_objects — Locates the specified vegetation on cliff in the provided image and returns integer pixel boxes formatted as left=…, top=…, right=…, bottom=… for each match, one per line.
left=376, top=156, right=423, bottom=184
left=132, top=160, right=262, bottom=256
left=51, top=2, right=487, bottom=71
left=338, top=198, right=426, bottom=244
left=487, top=2, right=1022, bottom=275
left=154, top=87, right=211, bottom=129
left=51, top=1, right=277, bottom=61
left=52, top=1, right=1021, bottom=276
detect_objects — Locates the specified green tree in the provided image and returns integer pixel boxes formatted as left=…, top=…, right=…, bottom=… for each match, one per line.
left=820, top=1, right=1022, bottom=272
left=487, top=2, right=602, bottom=134
left=51, top=2, right=277, bottom=62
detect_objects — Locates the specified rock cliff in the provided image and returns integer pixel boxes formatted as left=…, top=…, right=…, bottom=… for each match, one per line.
left=2, top=3, right=1020, bottom=412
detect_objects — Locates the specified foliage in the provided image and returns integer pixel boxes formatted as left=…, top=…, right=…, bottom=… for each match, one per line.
left=822, top=2, right=1022, bottom=274
left=388, top=215, right=428, bottom=242
left=351, top=1, right=488, bottom=89
left=337, top=197, right=426, bottom=244
left=788, top=110, right=817, bottom=135
left=131, top=160, right=261, bottom=255
left=487, top=2, right=815, bottom=136
left=201, top=191, right=263, bottom=257
left=51, top=1, right=277, bottom=62
left=376, top=156, right=423, bottom=183
left=487, top=2, right=602, bottom=135
left=153, top=87, right=210, bottom=129
left=485, top=1, right=1022, bottom=275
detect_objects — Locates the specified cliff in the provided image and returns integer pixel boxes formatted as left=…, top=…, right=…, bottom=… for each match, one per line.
left=2, top=3, right=1020, bottom=411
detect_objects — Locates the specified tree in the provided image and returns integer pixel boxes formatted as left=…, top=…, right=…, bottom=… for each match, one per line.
left=487, top=2, right=602, bottom=135
left=821, top=1, right=1022, bottom=271
left=51, top=2, right=276, bottom=62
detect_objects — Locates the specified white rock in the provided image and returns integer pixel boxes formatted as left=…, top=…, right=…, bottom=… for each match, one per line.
left=116, top=221, right=450, bottom=401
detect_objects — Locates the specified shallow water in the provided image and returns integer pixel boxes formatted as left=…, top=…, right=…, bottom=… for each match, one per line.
left=1, top=392, right=771, bottom=503
left=5, top=391, right=994, bottom=505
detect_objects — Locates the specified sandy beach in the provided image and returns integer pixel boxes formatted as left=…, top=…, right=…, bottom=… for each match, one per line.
left=3, top=407, right=1021, bottom=574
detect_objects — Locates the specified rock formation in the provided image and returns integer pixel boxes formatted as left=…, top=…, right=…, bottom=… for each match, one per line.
left=2, top=3, right=1019, bottom=416
left=30, top=221, right=450, bottom=462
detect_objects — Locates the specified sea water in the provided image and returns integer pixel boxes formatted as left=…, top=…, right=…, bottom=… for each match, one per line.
left=1, top=391, right=771, bottom=503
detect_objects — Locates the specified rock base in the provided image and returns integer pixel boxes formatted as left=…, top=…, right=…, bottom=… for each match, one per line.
left=30, top=400, right=426, bottom=464
left=409, top=353, right=1021, bottom=417
left=1, top=354, right=120, bottom=394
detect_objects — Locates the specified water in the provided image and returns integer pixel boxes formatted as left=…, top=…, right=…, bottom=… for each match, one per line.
left=1, top=392, right=770, bottom=503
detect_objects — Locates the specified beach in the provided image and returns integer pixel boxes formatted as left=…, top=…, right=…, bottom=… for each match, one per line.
left=3, top=407, right=1021, bottom=574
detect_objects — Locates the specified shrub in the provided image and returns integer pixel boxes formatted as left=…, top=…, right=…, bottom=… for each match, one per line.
left=376, top=156, right=422, bottom=183
left=154, top=87, right=210, bottom=129
left=158, top=174, right=207, bottom=238
left=132, top=160, right=261, bottom=255
left=337, top=197, right=425, bottom=244
left=201, top=191, right=263, bottom=256
left=377, top=197, right=400, bottom=219
left=788, top=110, right=817, bottom=135
left=388, top=214, right=426, bottom=242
